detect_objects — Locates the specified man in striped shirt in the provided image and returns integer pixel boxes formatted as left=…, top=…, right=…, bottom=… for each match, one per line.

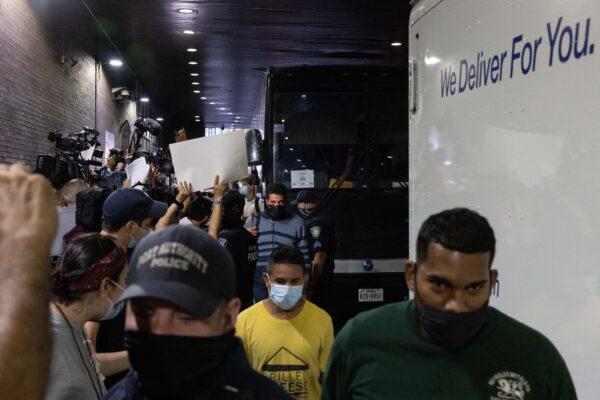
left=246, top=182, right=311, bottom=301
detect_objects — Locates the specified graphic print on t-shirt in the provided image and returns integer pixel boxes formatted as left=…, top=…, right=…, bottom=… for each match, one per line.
left=261, top=347, right=309, bottom=398
left=487, top=371, right=531, bottom=400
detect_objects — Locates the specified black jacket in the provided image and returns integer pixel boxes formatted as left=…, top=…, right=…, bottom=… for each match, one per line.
left=218, top=224, right=258, bottom=311
left=102, top=339, right=292, bottom=400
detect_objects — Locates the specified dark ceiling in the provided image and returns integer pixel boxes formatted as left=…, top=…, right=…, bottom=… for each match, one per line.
left=86, top=0, right=409, bottom=136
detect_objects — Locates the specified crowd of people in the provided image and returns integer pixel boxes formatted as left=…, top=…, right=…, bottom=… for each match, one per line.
left=0, top=158, right=578, bottom=400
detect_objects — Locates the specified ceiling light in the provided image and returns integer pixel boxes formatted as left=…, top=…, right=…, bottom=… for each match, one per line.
left=227, top=112, right=233, bottom=115
left=219, top=107, right=226, bottom=111
left=108, top=59, right=123, bottom=67
left=301, top=94, right=307, bottom=99
left=188, top=61, right=198, bottom=65
left=194, top=115, right=200, bottom=118
left=209, top=102, right=216, bottom=105
left=182, top=29, right=196, bottom=35
left=193, top=90, right=200, bottom=93
left=187, top=48, right=198, bottom=53
left=191, top=82, right=200, bottom=85
left=140, top=97, right=149, bottom=103
left=156, top=117, right=164, bottom=122
left=190, top=73, right=199, bottom=77
left=297, top=159, right=302, bottom=162
left=177, top=8, right=195, bottom=14
left=200, top=97, right=207, bottom=100
left=391, top=42, right=402, bottom=47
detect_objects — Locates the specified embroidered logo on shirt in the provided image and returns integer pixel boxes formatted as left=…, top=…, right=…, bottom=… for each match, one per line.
left=261, top=347, right=309, bottom=398
left=488, top=371, right=531, bottom=400
left=310, top=226, right=321, bottom=239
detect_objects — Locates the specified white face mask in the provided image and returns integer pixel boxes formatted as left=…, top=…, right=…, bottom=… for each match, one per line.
left=268, top=276, right=303, bottom=310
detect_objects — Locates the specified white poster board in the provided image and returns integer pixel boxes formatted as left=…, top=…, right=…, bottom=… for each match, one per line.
left=104, top=131, right=115, bottom=162
left=125, top=157, right=150, bottom=189
left=290, top=169, right=315, bottom=189
left=169, top=130, right=248, bottom=190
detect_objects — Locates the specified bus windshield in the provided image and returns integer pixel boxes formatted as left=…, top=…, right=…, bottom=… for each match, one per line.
left=271, top=92, right=407, bottom=190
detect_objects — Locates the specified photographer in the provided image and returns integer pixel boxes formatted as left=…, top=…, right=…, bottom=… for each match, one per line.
left=96, top=150, right=127, bottom=191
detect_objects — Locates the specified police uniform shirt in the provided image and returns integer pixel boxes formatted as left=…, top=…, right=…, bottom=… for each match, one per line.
left=305, top=213, right=336, bottom=273
left=218, top=227, right=258, bottom=309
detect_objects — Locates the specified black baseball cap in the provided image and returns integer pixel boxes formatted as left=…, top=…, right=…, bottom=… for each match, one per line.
left=221, top=190, right=245, bottom=210
left=296, top=190, right=319, bottom=204
left=117, top=225, right=236, bottom=318
left=102, top=188, right=153, bottom=226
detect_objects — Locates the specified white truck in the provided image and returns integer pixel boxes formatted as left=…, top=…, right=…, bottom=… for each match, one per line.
left=409, top=1, right=599, bottom=398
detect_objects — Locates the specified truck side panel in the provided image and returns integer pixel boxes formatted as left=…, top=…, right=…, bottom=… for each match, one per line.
left=410, top=1, right=600, bottom=397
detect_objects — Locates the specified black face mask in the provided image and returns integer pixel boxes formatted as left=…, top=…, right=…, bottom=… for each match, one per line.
left=221, top=211, right=243, bottom=228
left=414, top=293, right=488, bottom=351
left=296, top=207, right=317, bottom=220
left=413, top=266, right=490, bottom=351
left=124, top=330, right=236, bottom=399
left=266, top=204, right=287, bottom=220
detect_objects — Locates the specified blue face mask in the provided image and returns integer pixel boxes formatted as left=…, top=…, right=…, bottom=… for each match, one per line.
left=102, top=298, right=125, bottom=320
left=101, top=280, right=125, bottom=320
left=128, top=225, right=149, bottom=249
left=239, top=185, right=249, bottom=197
left=268, top=277, right=303, bottom=310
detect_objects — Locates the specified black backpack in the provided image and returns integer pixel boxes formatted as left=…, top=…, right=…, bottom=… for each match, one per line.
left=76, top=188, right=111, bottom=232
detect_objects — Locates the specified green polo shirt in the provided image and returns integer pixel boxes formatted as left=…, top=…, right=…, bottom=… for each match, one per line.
left=322, top=300, right=576, bottom=400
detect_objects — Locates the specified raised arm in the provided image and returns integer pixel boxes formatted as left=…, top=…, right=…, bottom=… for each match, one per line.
left=208, top=175, right=227, bottom=239
left=0, top=164, right=58, bottom=400
left=155, top=181, right=193, bottom=230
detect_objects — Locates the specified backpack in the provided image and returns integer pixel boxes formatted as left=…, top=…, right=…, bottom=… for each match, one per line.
left=76, top=188, right=111, bottom=232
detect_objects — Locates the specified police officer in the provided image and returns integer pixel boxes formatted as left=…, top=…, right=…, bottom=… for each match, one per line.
left=213, top=189, right=258, bottom=311
left=102, top=225, right=292, bottom=400
left=295, top=190, right=336, bottom=316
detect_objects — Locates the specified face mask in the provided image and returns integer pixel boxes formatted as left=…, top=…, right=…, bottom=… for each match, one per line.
left=98, top=280, right=125, bottom=321
left=239, top=185, right=248, bottom=197
left=128, top=224, right=148, bottom=249
left=414, top=291, right=488, bottom=351
left=267, top=204, right=286, bottom=220
left=101, top=297, right=125, bottom=320
left=124, top=330, right=236, bottom=399
left=221, top=212, right=243, bottom=228
left=297, top=207, right=315, bottom=219
left=268, top=276, right=303, bottom=310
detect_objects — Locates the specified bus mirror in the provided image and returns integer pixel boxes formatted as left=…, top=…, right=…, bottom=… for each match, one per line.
left=245, top=129, right=263, bottom=166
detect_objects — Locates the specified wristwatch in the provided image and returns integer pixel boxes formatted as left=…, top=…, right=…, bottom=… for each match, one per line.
left=173, top=199, right=184, bottom=210
left=213, top=199, right=222, bottom=206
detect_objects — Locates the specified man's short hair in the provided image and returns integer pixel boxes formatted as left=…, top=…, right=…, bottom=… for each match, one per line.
left=266, top=182, right=287, bottom=200
left=101, top=214, right=148, bottom=233
left=416, top=207, right=496, bottom=266
left=240, top=177, right=253, bottom=185
left=267, top=245, right=306, bottom=275
left=187, top=197, right=212, bottom=221
left=59, top=179, right=89, bottom=205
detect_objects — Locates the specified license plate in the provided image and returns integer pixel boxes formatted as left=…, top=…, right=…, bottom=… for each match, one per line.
left=358, top=288, right=384, bottom=302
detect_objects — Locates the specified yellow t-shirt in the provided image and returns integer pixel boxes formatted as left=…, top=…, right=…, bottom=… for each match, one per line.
left=236, top=300, right=334, bottom=400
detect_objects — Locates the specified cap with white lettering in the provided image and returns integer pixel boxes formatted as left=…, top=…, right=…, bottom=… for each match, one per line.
left=117, top=224, right=236, bottom=319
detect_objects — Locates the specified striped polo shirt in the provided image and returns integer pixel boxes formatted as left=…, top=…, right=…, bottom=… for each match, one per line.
left=246, top=212, right=311, bottom=284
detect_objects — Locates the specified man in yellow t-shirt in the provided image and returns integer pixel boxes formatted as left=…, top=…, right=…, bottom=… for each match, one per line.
left=236, top=245, right=334, bottom=400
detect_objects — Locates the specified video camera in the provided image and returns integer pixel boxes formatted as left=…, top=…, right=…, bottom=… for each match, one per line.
left=47, top=127, right=100, bottom=153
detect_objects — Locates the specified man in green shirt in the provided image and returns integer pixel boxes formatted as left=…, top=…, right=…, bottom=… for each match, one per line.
left=322, top=208, right=577, bottom=400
